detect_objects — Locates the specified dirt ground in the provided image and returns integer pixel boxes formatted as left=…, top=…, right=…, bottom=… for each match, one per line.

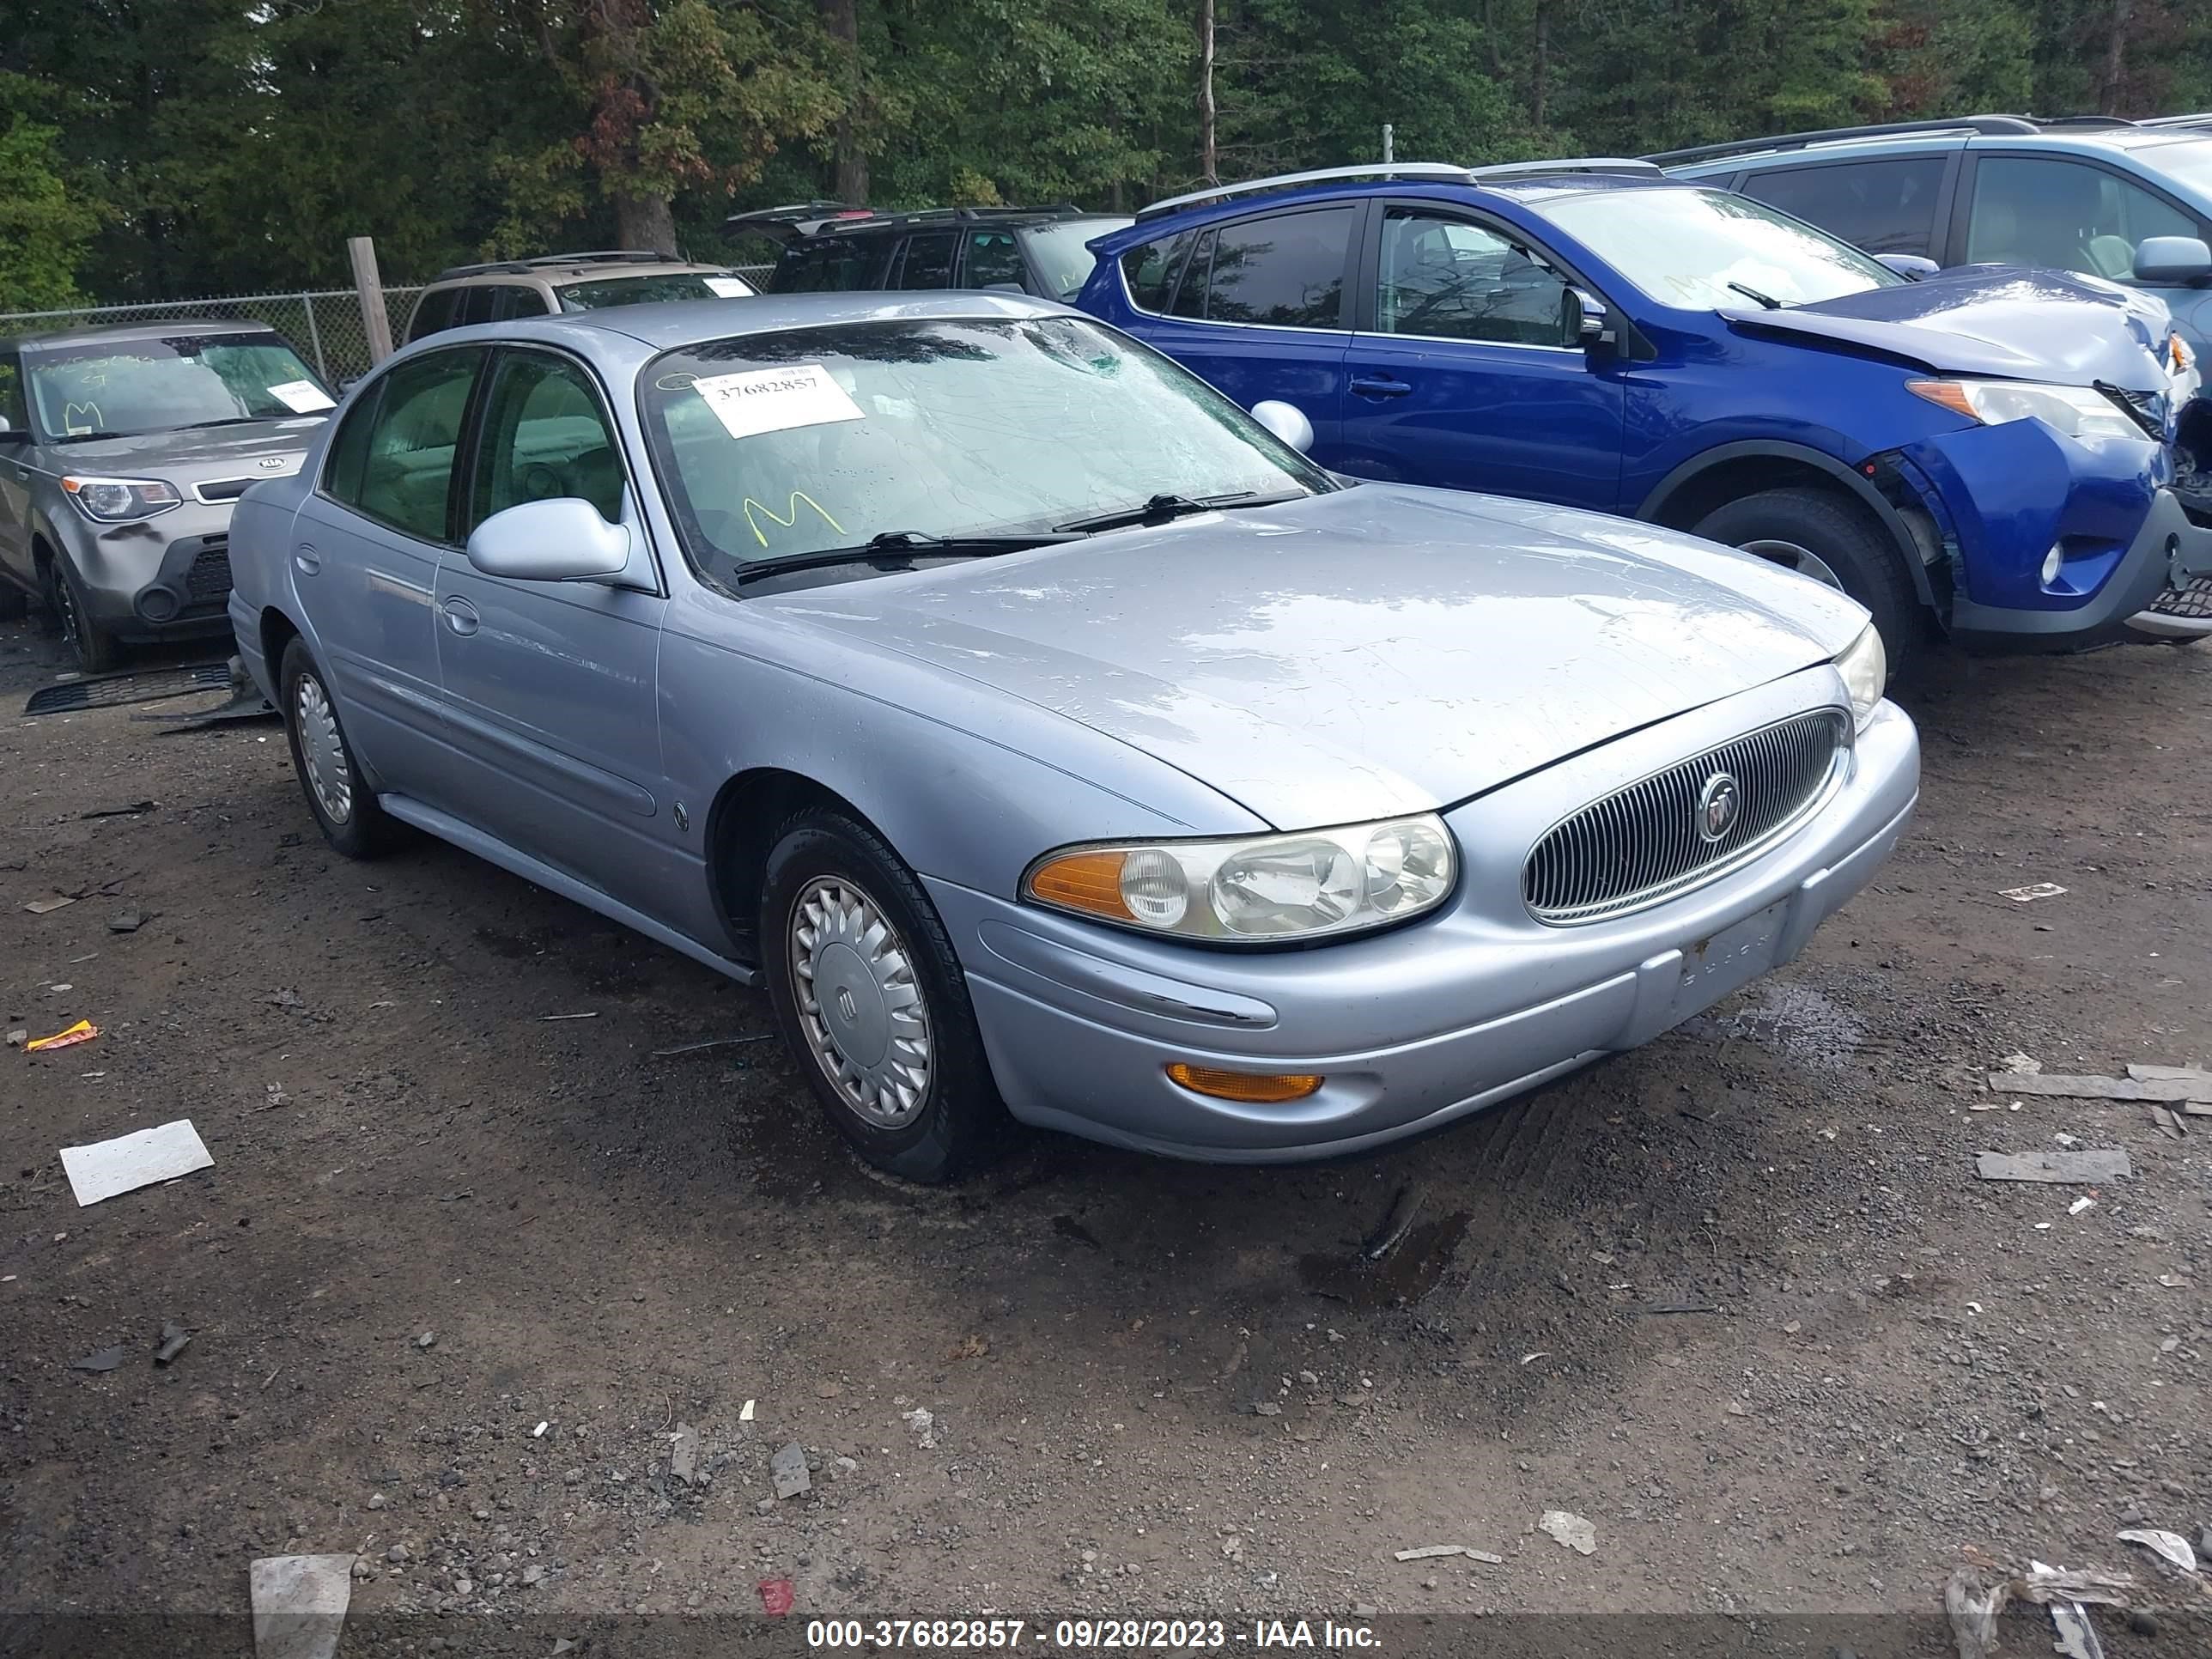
left=3, top=611, right=2209, bottom=1655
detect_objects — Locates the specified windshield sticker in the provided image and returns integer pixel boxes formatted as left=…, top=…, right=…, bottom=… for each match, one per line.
left=702, top=276, right=750, bottom=299
left=693, top=363, right=864, bottom=442
left=742, top=491, right=845, bottom=548
left=267, top=379, right=337, bottom=414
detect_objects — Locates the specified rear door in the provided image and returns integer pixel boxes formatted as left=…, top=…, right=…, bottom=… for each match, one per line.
left=1735, top=152, right=1959, bottom=258
left=1118, top=203, right=1360, bottom=459
left=432, top=345, right=675, bottom=910
left=292, top=344, right=486, bottom=792
left=1336, top=201, right=1625, bottom=508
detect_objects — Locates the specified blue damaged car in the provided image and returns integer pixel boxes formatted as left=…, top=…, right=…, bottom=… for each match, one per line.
left=1077, top=160, right=2212, bottom=666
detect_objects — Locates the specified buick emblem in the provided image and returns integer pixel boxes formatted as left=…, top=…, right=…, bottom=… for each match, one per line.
left=1696, top=773, right=1741, bottom=843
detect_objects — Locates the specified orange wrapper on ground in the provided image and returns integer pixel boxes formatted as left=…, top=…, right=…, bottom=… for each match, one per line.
left=27, top=1020, right=98, bottom=1053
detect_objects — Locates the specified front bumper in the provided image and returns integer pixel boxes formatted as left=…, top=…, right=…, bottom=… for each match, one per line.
left=936, top=674, right=1919, bottom=1164
left=65, top=505, right=236, bottom=641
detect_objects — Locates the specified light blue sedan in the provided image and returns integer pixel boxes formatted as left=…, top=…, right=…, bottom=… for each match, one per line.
left=228, top=294, right=1919, bottom=1181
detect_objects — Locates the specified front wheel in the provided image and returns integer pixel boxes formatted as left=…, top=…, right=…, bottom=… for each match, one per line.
left=759, top=809, right=1006, bottom=1182
left=48, top=557, right=119, bottom=674
left=1694, top=486, right=1922, bottom=678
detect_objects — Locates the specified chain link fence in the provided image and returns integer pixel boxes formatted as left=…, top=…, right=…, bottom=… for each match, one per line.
left=0, top=266, right=777, bottom=386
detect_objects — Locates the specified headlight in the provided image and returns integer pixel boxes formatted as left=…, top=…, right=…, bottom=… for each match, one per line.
left=1835, top=623, right=1886, bottom=732
left=1906, top=378, right=2146, bottom=443
left=62, top=476, right=183, bottom=523
left=1024, top=814, right=1456, bottom=943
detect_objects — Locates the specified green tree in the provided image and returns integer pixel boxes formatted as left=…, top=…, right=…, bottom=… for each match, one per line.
left=0, top=112, right=98, bottom=311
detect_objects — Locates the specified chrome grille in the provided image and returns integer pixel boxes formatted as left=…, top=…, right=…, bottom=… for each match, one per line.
left=193, top=477, right=255, bottom=504
left=1523, top=709, right=1850, bottom=924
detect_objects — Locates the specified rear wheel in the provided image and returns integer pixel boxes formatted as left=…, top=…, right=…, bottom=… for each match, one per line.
left=47, top=556, right=119, bottom=674
left=759, top=808, right=1006, bottom=1183
left=1694, top=486, right=1921, bottom=678
left=279, top=638, right=396, bottom=858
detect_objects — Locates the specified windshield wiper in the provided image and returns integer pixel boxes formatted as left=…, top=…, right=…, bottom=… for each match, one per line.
left=1054, top=489, right=1297, bottom=535
left=50, top=430, right=130, bottom=443
left=176, top=416, right=273, bottom=431
left=732, top=529, right=1078, bottom=585
left=1726, top=281, right=1784, bottom=311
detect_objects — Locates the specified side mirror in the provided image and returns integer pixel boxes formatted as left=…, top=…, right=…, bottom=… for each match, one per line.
left=466, top=498, right=633, bottom=582
left=0, top=417, right=25, bottom=442
left=1876, top=253, right=1942, bottom=280
left=1249, top=399, right=1314, bottom=453
left=337, top=374, right=363, bottom=393
left=1563, top=287, right=1612, bottom=349
left=2134, top=235, right=2212, bottom=285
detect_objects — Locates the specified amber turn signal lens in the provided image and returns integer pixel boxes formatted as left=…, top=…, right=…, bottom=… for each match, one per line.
left=1166, top=1063, right=1324, bottom=1103
left=1026, top=848, right=1132, bottom=920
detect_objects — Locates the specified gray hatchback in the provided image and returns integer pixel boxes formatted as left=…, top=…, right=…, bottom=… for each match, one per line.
left=0, top=321, right=337, bottom=670
left=227, top=294, right=1919, bottom=1181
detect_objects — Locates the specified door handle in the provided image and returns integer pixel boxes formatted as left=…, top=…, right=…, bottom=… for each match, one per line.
left=441, top=597, right=480, bottom=636
left=293, top=544, right=321, bottom=575
left=1349, top=375, right=1413, bottom=398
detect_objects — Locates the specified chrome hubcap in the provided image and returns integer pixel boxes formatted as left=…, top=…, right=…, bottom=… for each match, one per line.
left=789, top=877, right=933, bottom=1129
left=1741, top=538, right=1845, bottom=592
left=294, top=674, right=353, bottom=824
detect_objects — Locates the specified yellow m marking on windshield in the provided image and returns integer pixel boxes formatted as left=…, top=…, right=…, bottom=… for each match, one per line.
left=742, top=491, right=845, bottom=547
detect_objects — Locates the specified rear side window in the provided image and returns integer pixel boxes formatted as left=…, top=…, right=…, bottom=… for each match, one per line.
left=344, top=348, right=485, bottom=543
left=1740, top=158, right=1948, bottom=256
left=406, top=289, right=461, bottom=343
left=1169, top=207, right=1357, bottom=328
left=453, top=287, right=498, bottom=328
left=771, top=234, right=895, bottom=293
left=489, top=285, right=548, bottom=320
left=1121, top=230, right=1194, bottom=313
left=894, top=231, right=959, bottom=290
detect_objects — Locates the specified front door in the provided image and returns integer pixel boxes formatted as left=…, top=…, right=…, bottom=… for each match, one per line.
left=293, top=343, right=486, bottom=794
left=1335, top=204, right=1626, bottom=510
left=431, top=346, right=677, bottom=915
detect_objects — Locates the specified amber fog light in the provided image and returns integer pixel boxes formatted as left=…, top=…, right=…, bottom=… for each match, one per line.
left=1166, top=1063, right=1323, bottom=1103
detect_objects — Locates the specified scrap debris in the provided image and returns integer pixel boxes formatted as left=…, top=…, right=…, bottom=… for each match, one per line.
left=58, top=1118, right=215, bottom=1206
left=1393, top=1542, right=1502, bottom=1564
left=1974, top=1150, right=2131, bottom=1184
left=1990, top=1069, right=2212, bottom=1106
left=70, top=1344, right=126, bottom=1374
left=1538, top=1510, right=1596, bottom=1555
left=1362, top=1183, right=1425, bottom=1262
left=23, top=896, right=76, bottom=915
left=249, top=1553, right=354, bottom=1659
left=769, top=1441, right=811, bottom=1499
left=2115, top=1528, right=2198, bottom=1574
left=154, top=1321, right=191, bottom=1365
left=1999, top=882, right=2068, bottom=902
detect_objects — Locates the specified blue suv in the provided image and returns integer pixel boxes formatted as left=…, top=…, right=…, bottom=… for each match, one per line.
left=1077, top=160, right=2212, bottom=666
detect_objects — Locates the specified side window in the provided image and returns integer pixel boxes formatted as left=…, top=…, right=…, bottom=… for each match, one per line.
left=465, top=349, right=625, bottom=532
left=1120, top=229, right=1194, bottom=313
left=321, top=382, right=383, bottom=506
left=1169, top=228, right=1217, bottom=318
left=489, top=285, right=547, bottom=320
left=349, top=348, right=484, bottom=543
left=1740, top=157, right=1948, bottom=256
left=964, top=229, right=1025, bottom=289
left=771, top=235, right=894, bottom=293
left=453, top=286, right=499, bottom=327
left=1174, top=206, right=1357, bottom=327
left=406, top=289, right=460, bottom=343
left=1376, top=209, right=1574, bottom=347
left=894, top=231, right=959, bottom=290
left=1967, top=156, right=2198, bottom=279
left=0, top=353, right=27, bottom=431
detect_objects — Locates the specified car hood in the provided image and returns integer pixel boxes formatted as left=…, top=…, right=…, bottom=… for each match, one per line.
left=40, top=418, right=327, bottom=486
left=1718, top=267, right=2177, bottom=391
left=763, top=485, right=1868, bottom=829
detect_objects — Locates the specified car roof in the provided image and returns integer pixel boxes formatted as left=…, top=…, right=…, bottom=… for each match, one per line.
left=397, top=289, right=1071, bottom=358
left=1668, top=119, right=2212, bottom=173
left=427, top=258, right=736, bottom=288
left=6, top=319, right=285, bottom=354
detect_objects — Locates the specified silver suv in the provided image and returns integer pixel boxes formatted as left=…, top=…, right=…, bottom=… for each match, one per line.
left=0, top=321, right=337, bottom=672
left=402, top=250, right=757, bottom=345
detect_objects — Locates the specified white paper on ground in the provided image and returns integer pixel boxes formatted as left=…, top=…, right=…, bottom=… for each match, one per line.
left=250, top=1553, right=354, bottom=1659
left=693, top=362, right=864, bottom=441
left=702, top=276, right=750, bottom=298
left=59, top=1119, right=214, bottom=1206
left=266, top=379, right=337, bottom=414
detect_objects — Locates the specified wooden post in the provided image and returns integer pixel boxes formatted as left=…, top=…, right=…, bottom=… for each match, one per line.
left=1198, top=0, right=1217, bottom=186
left=349, top=236, right=395, bottom=367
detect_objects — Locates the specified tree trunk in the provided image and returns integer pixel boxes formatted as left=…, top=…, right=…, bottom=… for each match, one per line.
left=817, top=0, right=867, bottom=204
left=2099, top=0, right=2133, bottom=114
left=1198, top=0, right=1217, bottom=185
left=613, top=190, right=678, bottom=256
left=1532, top=3, right=1550, bottom=131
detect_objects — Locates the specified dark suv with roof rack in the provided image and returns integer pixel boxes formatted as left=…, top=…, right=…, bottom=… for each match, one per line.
left=728, top=203, right=1133, bottom=302
left=403, top=251, right=757, bottom=346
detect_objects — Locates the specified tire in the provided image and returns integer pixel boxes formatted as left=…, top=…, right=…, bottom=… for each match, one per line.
left=1693, top=486, right=1922, bottom=678
left=759, top=808, right=1006, bottom=1183
left=47, top=556, right=119, bottom=674
left=278, top=638, right=396, bottom=858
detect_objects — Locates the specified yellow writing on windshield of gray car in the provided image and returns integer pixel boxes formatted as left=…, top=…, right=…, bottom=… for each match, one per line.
left=742, top=491, right=846, bottom=547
